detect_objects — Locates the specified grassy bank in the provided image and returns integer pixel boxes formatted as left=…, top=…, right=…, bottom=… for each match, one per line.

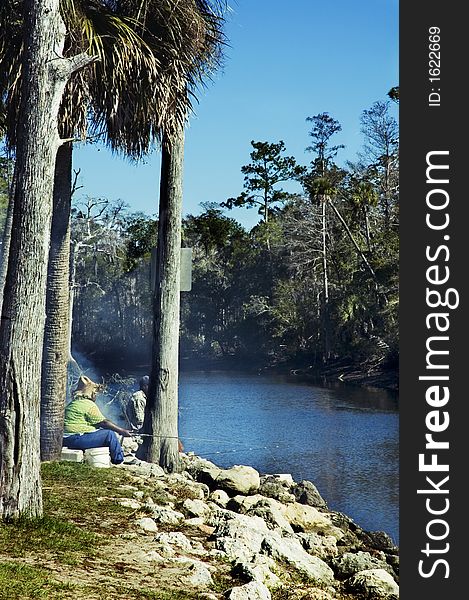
left=0, top=463, right=211, bottom=600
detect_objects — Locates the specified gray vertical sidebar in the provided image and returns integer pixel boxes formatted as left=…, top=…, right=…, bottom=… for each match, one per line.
left=400, top=3, right=465, bottom=597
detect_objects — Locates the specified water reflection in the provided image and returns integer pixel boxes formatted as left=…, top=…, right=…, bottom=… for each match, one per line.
left=178, top=371, right=399, bottom=545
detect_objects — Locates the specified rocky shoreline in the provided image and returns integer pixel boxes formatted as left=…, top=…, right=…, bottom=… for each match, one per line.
left=111, top=452, right=399, bottom=599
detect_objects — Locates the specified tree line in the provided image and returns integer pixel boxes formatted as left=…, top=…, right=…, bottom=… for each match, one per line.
left=67, top=102, right=398, bottom=375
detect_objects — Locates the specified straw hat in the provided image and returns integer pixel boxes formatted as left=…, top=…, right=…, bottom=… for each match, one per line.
left=74, top=375, right=102, bottom=400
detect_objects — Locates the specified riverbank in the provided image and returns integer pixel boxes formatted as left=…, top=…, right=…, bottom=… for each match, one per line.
left=283, top=364, right=399, bottom=393
left=0, top=455, right=399, bottom=600
left=180, top=357, right=399, bottom=393
left=86, top=350, right=399, bottom=395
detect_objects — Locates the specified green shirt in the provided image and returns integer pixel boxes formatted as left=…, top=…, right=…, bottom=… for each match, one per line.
left=64, top=394, right=105, bottom=434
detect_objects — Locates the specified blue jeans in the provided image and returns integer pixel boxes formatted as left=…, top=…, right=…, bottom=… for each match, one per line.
left=63, top=429, right=124, bottom=464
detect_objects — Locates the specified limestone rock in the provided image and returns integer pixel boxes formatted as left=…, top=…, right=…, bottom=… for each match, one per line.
left=154, top=531, right=193, bottom=552
left=332, top=551, right=397, bottom=580
left=135, top=517, right=158, bottom=533
left=149, top=505, right=185, bottom=525
left=228, top=495, right=293, bottom=533
left=346, top=568, right=399, bottom=598
left=117, top=498, right=141, bottom=510
left=172, top=557, right=215, bottom=586
left=283, top=503, right=344, bottom=538
left=210, top=489, right=231, bottom=507
left=216, top=465, right=261, bottom=495
left=183, top=498, right=212, bottom=518
left=258, top=476, right=296, bottom=504
left=292, top=480, right=328, bottom=508
left=262, top=531, right=334, bottom=584
left=214, top=512, right=269, bottom=562
left=297, top=532, right=339, bottom=560
left=225, top=581, right=271, bottom=600
left=233, top=555, right=280, bottom=588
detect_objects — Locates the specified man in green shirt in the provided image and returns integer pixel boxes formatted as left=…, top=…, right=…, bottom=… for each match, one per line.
left=63, top=375, right=131, bottom=464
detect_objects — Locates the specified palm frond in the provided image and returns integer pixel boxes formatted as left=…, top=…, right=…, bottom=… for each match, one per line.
left=1, top=0, right=226, bottom=156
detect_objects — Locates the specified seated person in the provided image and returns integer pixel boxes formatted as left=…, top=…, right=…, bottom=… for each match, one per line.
left=125, top=375, right=184, bottom=453
left=125, top=375, right=149, bottom=431
left=63, top=375, right=131, bottom=464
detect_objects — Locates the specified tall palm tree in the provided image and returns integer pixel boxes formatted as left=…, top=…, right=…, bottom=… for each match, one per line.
left=1, top=0, right=225, bottom=462
left=0, top=0, right=97, bottom=520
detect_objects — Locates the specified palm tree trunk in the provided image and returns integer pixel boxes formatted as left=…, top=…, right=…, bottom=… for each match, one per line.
left=138, top=128, right=184, bottom=472
left=0, top=0, right=66, bottom=519
left=0, top=0, right=94, bottom=520
left=0, top=182, right=15, bottom=318
left=41, top=142, right=72, bottom=461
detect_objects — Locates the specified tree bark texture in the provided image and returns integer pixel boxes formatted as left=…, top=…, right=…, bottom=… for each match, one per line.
left=321, top=196, right=330, bottom=362
left=138, top=129, right=184, bottom=472
left=0, top=0, right=93, bottom=520
left=41, top=143, right=73, bottom=461
left=0, top=183, right=15, bottom=318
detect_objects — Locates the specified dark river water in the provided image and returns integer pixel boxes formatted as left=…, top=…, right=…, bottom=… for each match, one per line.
left=177, top=371, right=399, bottom=545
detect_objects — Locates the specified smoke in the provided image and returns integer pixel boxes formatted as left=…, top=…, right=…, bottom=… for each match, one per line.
left=69, top=349, right=139, bottom=428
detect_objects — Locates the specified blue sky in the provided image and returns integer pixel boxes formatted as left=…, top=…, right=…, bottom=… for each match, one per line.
left=73, top=0, right=398, bottom=230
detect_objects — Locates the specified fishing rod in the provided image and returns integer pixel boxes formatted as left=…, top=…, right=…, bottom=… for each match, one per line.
left=129, top=432, right=283, bottom=458
left=130, top=433, right=179, bottom=439
left=130, top=433, right=283, bottom=446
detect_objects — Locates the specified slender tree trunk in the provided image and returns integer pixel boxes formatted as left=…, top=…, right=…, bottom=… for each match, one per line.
left=329, top=201, right=378, bottom=282
left=0, top=0, right=94, bottom=520
left=0, top=183, right=15, bottom=317
left=138, top=128, right=184, bottom=472
left=363, top=205, right=372, bottom=253
left=41, top=143, right=73, bottom=461
left=321, top=195, right=330, bottom=362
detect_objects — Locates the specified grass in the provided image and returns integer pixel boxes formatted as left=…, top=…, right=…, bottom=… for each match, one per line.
left=0, top=563, right=76, bottom=600
left=0, top=463, right=224, bottom=599
left=0, top=515, right=97, bottom=559
left=42, top=462, right=139, bottom=534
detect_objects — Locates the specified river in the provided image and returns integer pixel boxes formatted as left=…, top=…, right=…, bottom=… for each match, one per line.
left=177, top=371, right=399, bottom=545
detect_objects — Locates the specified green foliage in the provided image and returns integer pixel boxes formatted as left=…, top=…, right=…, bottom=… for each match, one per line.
left=388, top=85, right=400, bottom=103
left=72, top=96, right=398, bottom=377
left=124, top=212, right=157, bottom=271
left=221, top=140, right=305, bottom=222
left=305, top=112, right=345, bottom=169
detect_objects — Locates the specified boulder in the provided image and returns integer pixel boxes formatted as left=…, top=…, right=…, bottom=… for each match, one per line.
left=241, top=497, right=294, bottom=533
left=183, top=498, right=212, bottom=519
left=210, top=489, right=231, bottom=507
left=346, top=568, right=399, bottom=599
left=216, top=465, right=261, bottom=495
left=233, top=555, right=280, bottom=588
left=332, top=551, right=397, bottom=580
left=154, top=531, right=193, bottom=552
left=172, top=557, right=215, bottom=587
left=135, top=517, right=158, bottom=534
left=262, top=531, right=334, bottom=584
left=296, top=532, right=339, bottom=560
left=148, top=505, right=185, bottom=525
left=224, top=581, right=271, bottom=600
left=186, top=457, right=224, bottom=488
left=292, top=480, right=328, bottom=509
left=213, top=512, right=269, bottom=562
left=283, top=503, right=344, bottom=538
left=258, top=476, right=296, bottom=504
